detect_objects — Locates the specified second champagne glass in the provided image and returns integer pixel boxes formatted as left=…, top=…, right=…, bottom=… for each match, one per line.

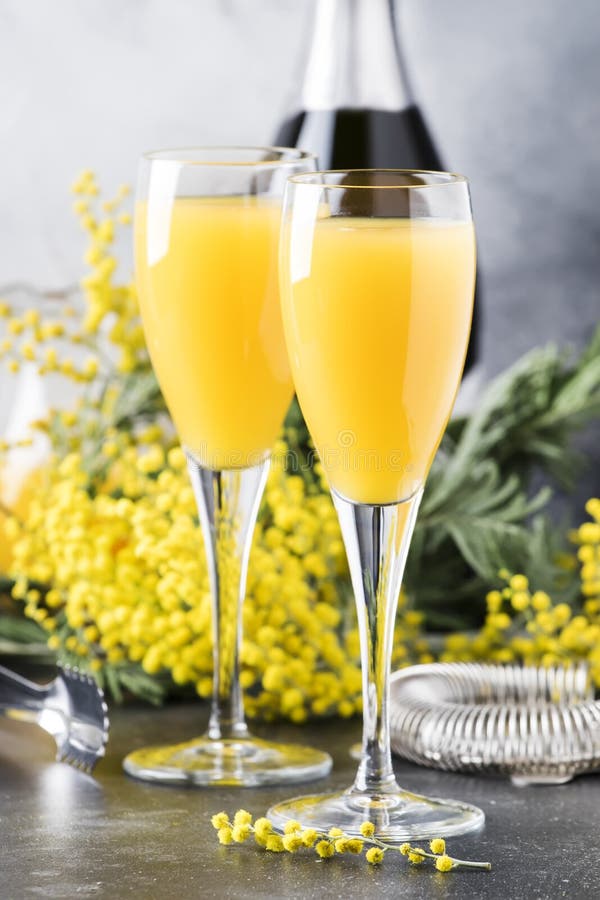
left=270, top=169, right=484, bottom=838
left=124, top=147, right=332, bottom=786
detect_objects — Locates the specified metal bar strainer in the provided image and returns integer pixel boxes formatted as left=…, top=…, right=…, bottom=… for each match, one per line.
left=389, top=662, right=600, bottom=785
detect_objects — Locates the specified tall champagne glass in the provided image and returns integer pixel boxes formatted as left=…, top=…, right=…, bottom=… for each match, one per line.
left=124, top=147, right=332, bottom=786
left=270, top=169, right=484, bottom=837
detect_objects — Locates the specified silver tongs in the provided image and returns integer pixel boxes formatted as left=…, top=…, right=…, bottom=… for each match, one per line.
left=0, top=663, right=109, bottom=773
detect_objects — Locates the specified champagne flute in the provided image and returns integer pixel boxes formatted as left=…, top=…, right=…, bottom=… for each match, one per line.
left=269, top=169, right=484, bottom=837
left=124, top=147, right=332, bottom=786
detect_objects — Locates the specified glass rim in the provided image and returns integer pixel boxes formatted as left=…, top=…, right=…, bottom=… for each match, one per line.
left=141, top=145, right=317, bottom=167
left=286, top=168, right=469, bottom=189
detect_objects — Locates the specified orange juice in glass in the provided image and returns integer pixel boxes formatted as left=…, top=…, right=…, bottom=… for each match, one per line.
left=283, top=215, right=475, bottom=504
left=270, top=170, right=483, bottom=841
left=135, top=196, right=292, bottom=469
left=126, top=147, right=331, bottom=787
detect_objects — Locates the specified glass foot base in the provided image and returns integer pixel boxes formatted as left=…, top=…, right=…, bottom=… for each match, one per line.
left=123, top=735, right=332, bottom=787
left=267, top=788, right=484, bottom=842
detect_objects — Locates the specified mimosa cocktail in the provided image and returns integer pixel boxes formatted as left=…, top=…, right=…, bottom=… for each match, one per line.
left=125, top=147, right=331, bottom=787
left=271, top=169, right=484, bottom=840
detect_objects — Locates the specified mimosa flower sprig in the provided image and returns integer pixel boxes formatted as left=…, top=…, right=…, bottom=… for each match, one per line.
left=210, top=810, right=491, bottom=873
left=0, top=170, right=142, bottom=383
left=1, top=169, right=600, bottom=713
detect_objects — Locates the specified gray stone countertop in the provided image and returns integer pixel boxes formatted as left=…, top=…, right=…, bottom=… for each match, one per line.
left=0, top=700, right=597, bottom=899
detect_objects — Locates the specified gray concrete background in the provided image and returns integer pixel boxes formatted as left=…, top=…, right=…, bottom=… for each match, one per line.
left=0, top=0, right=598, bottom=378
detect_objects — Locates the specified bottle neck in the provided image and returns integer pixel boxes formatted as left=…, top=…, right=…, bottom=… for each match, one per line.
left=302, top=0, right=414, bottom=111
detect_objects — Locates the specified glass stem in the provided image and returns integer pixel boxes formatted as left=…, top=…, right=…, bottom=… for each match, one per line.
left=333, top=488, right=423, bottom=796
left=187, top=456, right=270, bottom=741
